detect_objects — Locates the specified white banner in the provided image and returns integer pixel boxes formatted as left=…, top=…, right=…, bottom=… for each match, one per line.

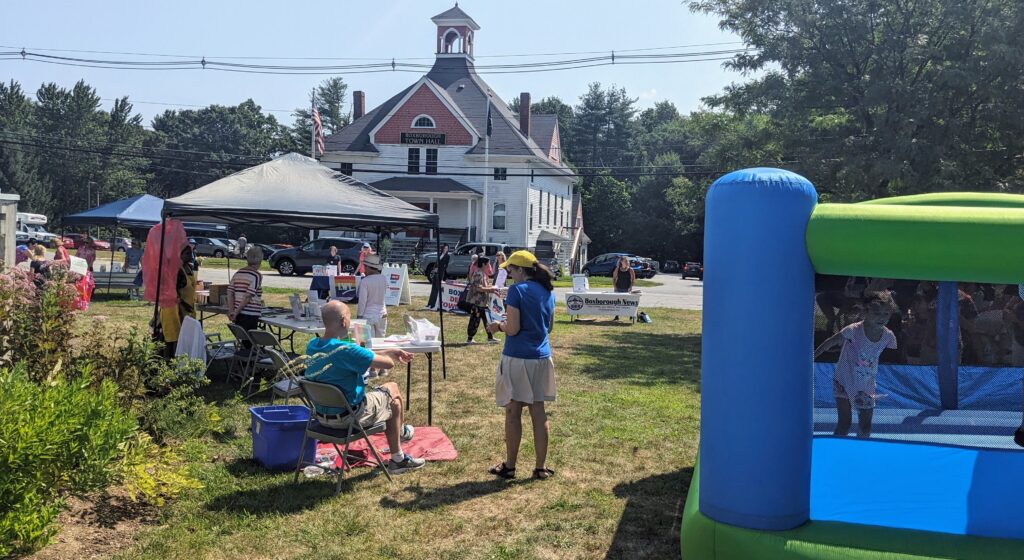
left=565, top=292, right=641, bottom=318
left=441, top=281, right=466, bottom=312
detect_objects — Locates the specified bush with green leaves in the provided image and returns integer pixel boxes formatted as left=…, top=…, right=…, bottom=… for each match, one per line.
left=0, top=365, right=135, bottom=556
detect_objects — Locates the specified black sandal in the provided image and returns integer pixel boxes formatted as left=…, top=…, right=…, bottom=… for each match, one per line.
left=533, top=467, right=555, bottom=480
left=489, top=462, right=516, bottom=479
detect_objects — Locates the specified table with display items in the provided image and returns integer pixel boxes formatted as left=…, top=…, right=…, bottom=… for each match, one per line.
left=564, top=291, right=642, bottom=323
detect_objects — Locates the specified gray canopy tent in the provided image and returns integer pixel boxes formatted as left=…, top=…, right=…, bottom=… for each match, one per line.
left=159, top=153, right=447, bottom=375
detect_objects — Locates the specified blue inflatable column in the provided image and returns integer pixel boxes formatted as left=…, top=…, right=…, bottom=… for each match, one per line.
left=699, top=168, right=818, bottom=530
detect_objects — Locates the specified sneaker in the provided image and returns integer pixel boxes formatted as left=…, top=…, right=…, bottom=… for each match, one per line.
left=466, top=339, right=475, bottom=345
left=388, top=454, right=426, bottom=474
left=401, top=424, right=415, bottom=442
left=487, top=338, right=500, bottom=344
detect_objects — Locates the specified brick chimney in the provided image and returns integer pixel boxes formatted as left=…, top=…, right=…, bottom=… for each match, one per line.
left=353, top=91, right=366, bottom=120
left=519, top=92, right=531, bottom=137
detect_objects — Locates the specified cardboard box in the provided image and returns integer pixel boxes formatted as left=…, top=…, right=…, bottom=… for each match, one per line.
left=206, top=284, right=229, bottom=307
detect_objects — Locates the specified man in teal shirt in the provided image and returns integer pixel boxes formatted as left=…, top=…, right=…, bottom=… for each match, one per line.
left=305, top=301, right=425, bottom=474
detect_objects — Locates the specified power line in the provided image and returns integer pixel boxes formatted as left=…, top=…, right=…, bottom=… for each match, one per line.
left=0, top=48, right=750, bottom=76
left=0, top=41, right=746, bottom=62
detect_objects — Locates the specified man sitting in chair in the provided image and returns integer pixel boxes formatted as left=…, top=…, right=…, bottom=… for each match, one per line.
left=305, top=300, right=426, bottom=474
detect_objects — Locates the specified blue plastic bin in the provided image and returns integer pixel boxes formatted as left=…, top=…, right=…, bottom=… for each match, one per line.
left=249, top=405, right=316, bottom=471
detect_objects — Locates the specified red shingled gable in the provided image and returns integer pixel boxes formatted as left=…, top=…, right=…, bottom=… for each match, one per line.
left=373, top=84, right=474, bottom=146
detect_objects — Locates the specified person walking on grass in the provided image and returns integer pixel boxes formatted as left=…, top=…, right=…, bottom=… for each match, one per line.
left=466, top=256, right=499, bottom=344
left=486, top=250, right=557, bottom=480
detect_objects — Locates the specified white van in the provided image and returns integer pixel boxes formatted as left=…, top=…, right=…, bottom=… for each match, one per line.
left=16, top=213, right=59, bottom=246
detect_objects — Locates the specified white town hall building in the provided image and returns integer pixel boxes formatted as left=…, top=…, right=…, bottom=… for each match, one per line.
left=321, top=5, right=587, bottom=269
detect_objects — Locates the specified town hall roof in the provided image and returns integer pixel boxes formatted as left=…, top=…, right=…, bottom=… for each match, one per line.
left=324, top=53, right=571, bottom=174
left=431, top=4, right=480, bottom=29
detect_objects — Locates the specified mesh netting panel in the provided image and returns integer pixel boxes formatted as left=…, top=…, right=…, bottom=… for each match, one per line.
left=814, top=276, right=1024, bottom=450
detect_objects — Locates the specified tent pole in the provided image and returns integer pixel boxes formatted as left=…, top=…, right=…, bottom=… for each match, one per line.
left=108, top=230, right=115, bottom=294
left=152, top=215, right=168, bottom=341
left=436, top=226, right=447, bottom=380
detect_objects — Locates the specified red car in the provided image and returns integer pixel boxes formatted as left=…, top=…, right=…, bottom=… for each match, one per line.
left=62, top=234, right=111, bottom=250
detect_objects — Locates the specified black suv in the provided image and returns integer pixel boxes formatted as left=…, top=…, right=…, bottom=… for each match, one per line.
left=269, top=237, right=362, bottom=276
left=682, top=262, right=703, bottom=280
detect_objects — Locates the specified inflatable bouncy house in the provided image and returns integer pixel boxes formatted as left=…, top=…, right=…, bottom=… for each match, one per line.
left=681, top=169, right=1024, bottom=559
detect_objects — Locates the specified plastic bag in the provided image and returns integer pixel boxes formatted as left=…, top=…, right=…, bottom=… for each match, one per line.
left=404, top=315, right=440, bottom=344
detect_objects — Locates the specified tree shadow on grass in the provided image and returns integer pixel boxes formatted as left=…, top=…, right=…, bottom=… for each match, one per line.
left=379, top=478, right=525, bottom=512
left=607, top=467, right=693, bottom=560
left=205, top=466, right=380, bottom=516
left=572, top=332, right=701, bottom=388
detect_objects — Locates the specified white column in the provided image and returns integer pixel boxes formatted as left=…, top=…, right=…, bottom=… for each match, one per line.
left=466, top=198, right=472, bottom=242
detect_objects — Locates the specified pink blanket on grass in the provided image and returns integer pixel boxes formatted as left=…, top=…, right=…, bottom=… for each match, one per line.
left=316, top=426, right=457, bottom=470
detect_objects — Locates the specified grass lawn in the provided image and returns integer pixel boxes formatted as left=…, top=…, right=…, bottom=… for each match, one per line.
left=60, top=291, right=699, bottom=560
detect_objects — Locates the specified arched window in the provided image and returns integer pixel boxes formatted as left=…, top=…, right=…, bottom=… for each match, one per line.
left=492, top=203, right=507, bottom=231
left=443, top=29, right=463, bottom=54
left=412, top=115, right=435, bottom=128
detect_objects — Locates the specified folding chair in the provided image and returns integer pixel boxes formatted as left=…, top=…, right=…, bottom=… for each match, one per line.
left=204, top=332, right=236, bottom=369
left=294, top=379, right=393, bottom=493
left=246, top=347, right=302, bottom=404
left=226, top=323, right=260, bottom=389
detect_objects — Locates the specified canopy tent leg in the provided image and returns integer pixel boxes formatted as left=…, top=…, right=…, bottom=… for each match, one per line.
left=436, top=227, right=447, bottom=380
left=152, top=215, right=168, bottom=341
left=936, top=281, right=959, bottom=410
left=108, top=234, right=115, bottom=293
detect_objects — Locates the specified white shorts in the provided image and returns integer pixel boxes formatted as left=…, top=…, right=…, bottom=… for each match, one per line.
left=495, top=355, right=557, bottom=407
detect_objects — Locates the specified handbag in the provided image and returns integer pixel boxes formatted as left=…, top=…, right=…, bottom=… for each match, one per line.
left=456, top=285, right=473, bottom=313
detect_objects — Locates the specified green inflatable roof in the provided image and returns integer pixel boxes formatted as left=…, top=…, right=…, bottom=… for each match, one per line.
left=806, top=193, right=1024, bottom=284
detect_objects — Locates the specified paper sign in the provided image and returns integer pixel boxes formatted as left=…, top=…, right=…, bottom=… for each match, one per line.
left=572, top=274, right=590, bottom=293
left=486, top=294, right=506, bottom=323
left=382, top=263, right=411, bottom=306
left=69, top=256, right=88, bottom=276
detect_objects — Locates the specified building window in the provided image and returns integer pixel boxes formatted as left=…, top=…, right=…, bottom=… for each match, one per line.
left=546, top=192, right=551, bottom=225
left=426, top=148, right=438, bottom=175
left=412, top=115, right=435, bottom=128
left=407, top=148, right=420, bottom=175
left=529, top=204, right=534, bottom=229
left=494, top=167, right=508, bottom=181
left=492, top=203, right=506, bottom=230
left=338, top=162, right=353, bottom=176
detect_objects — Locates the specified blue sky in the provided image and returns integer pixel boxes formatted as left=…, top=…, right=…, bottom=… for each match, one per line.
left=0, top=0, right=743, bottom=126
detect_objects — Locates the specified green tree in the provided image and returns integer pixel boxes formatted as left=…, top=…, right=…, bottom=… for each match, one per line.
left=581, top=172, right=632, bottom=255
left=292, top=77, right=351, bottom=149
left=147, top=100, right=298, bottom=198
left=568, top=83, right=638, bottom=174
left=0, top=81, right=46, bottom=212
left=690, top=0, right=1024, bottom=199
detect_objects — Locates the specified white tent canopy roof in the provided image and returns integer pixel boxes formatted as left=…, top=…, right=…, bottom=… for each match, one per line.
left=163, top=153, right=438, bottom=230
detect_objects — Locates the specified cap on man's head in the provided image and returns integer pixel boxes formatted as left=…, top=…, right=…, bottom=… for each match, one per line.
left=363, top=254, right=383, bottom=270
left=501, top=250, right=537, bottom=269
left=362, top=242, right=371, bottom=249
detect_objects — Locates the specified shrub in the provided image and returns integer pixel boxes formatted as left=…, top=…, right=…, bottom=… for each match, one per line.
left=0, top=268, right=77, bottom=381
left=0, top=365, right=135, bottom=556
left=119, top=432, right=203, bottom=507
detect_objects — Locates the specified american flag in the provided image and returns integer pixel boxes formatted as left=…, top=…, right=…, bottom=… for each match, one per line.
left=312, top=99, right=324, bottom=156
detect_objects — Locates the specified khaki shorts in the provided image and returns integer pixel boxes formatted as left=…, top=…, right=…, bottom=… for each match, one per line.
left=317, top=386, right=393, bottom=429
left=495, top=355, right=557, bottom=407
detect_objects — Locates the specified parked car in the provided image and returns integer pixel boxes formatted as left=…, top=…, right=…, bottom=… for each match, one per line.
left=62, top=234, right=110, bottom=250
left=419, top=242, right=560, bottom=280
left=189, top=237, right=232, bottom=258
left=682, top=262, right=704, bottom=280
left=251, top=243, right=277, bottom=260
left=269, top=237, right=362, bottom=276
left=662, top=260, right=681, bottom=273
left=113, top=237, right=132, bottom=252
left=210, top=237, right=240, bottom=257
left=581, top=253, right=645, bottom=277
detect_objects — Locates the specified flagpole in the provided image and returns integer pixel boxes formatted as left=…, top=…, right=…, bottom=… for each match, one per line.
left=482, top=96, right=491, bottom=243
left=310, top=89, right=316, bottom=159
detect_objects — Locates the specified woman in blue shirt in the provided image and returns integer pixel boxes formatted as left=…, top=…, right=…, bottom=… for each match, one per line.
left=486, top=250, right=556, bottom=480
